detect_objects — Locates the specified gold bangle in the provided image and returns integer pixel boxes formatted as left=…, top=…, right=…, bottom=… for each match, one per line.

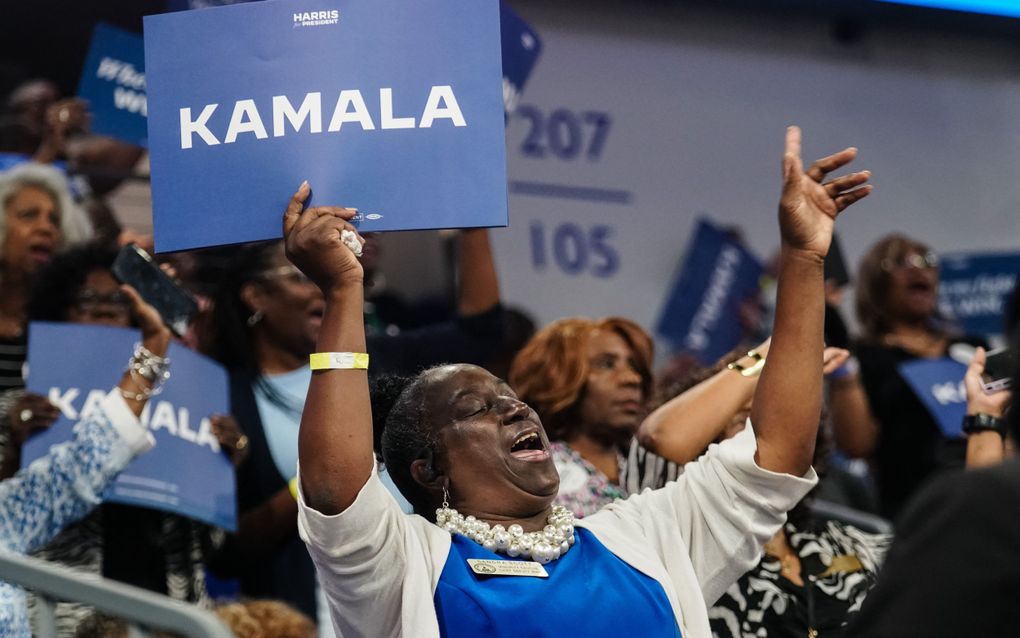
left=288, top=477, right=300, bottom=501
left=309, top=352, right=369, bottom=371
left=727, top=349, right=766, bottom=378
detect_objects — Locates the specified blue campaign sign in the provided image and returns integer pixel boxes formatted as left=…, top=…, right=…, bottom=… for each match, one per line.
left=939, top=251, right=1020, bottom=338
left=144, top=0, right=508, bottom=253
left=898, top=357, right=969, bottom=438
left=22, top=322, right=236, bottom=531
left=76, top=24, right=148, bottom=148
left=656, top=218, right=764, bottom=365
left=500, top=1, right=542, bottom=117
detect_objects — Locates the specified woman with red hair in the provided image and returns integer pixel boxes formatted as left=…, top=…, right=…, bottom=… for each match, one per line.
left=509, top=317, right=653, bottom=517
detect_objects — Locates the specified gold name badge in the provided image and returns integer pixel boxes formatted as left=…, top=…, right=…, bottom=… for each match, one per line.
left=467, top=559, right=549, bottom=578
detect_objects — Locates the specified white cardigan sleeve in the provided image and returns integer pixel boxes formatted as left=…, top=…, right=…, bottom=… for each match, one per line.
left=297, top=464, right=445, bottom=638
left=585, top=422, right=817, bottom=606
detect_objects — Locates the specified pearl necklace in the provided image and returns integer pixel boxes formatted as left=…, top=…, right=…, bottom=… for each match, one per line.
left=435, top=505, right=576, bottom=564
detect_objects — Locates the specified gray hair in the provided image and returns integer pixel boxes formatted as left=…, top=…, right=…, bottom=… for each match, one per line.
left=0, top=163, right=93, bottom=259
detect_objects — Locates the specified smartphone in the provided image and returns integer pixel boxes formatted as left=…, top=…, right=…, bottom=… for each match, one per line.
left=111, top=244, right=198, bottom=337
left=982, top=347, right=1016, bottom=393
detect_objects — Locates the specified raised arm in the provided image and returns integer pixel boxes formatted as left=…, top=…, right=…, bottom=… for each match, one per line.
left=639, top=340, right=770, bottom=463
left=456, top=229, right=500, bottom=317
left=751, top=127, right=871, bottom=476
left=284, top=183, right=372, bottom=515
left=640, top=342, right=849, bottom=465
left=0, top=284, right=168, bottom=555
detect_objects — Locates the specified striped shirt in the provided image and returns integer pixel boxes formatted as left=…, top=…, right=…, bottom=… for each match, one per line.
left=0, top=335, right=26, bottom=392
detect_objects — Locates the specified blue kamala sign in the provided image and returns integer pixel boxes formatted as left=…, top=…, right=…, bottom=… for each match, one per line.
left=656, top=219, right=764, bottom=365
left=23, top=322, right=237, bottom=531
left=144, top=0, right=508, bottom=253
left=76, top=23, right=148, bottom=148
left=898, top=357, right=970, bottom=439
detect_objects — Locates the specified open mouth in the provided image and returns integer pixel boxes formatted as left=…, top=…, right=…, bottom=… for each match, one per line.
left=509, top=430, right=548, bottom=461
left=906, top=279, right=934, bottom=297
left=28, top=245, right=54, bottom=262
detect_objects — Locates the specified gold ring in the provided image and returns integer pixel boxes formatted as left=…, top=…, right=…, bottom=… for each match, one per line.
left=235, top=435, right=249, bottom=450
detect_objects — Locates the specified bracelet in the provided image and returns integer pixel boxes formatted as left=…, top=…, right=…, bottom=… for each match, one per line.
left=120, top=344, right=171, bottom=401
left=130, top=342, right=171, bottom=384
left=309, top=352, right=370, bottom=371
left=119, top=370, right=167, bottom=402
left=288, top=476, right=300, bottom=501
left=727, top=349, right=766, bottom=378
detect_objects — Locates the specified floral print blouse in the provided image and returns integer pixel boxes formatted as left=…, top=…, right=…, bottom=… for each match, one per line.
left=550, top=441, right=628, bottom=518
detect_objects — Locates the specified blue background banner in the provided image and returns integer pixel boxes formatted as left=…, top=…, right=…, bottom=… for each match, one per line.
left=655, top=218, right=764, bottom=365
left=939, top=251, right=1020, bottom=339
left=898, top=357, right=969, bottom=438
left=145, top=0, right=508, bottom=253
left=76, top=23, right=148, bottom=148
left=23, top=322, right=237, bottom=531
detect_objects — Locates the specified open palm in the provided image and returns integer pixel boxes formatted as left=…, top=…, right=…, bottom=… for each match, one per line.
left=779, top=127, right=872, bottom=258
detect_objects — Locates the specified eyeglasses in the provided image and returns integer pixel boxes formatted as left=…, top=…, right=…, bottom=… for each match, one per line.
left=257, top=265, right=313, bottom=286
left=882, top=252, right=939, bottom=272
left=72, top=290, right=132, bottom=319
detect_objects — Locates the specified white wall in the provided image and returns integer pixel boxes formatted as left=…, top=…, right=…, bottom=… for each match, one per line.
left=489, top=0, right=1020, bottom=337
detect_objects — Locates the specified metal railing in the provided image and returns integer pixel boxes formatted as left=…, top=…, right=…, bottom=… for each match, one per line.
left=0, top=552, right=233, bottom=638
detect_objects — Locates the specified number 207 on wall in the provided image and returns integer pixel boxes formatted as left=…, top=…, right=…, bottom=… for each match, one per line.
left=516, top=106, right=612, bottom=161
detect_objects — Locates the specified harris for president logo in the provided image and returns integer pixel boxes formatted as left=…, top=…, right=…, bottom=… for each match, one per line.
left=294, top=9, right=340, bottom=28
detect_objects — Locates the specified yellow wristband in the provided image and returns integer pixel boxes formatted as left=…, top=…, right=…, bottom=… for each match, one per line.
left=309, top=352, right=370, bottom=370
left=288, top=476, right=300, bottom=501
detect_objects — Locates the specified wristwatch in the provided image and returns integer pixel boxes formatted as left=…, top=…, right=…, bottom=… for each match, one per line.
left=961, top=413, right=1008, bottom=437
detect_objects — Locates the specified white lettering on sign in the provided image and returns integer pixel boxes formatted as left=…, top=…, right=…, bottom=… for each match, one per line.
left=931, top=380, right=966, bottom=406
left=273, top=93, right=323, bottom=137
left=180, top=104, right=220, bottom=149
left=49, top=387, right=221, bottom=453
left=113, top=88, right=147, bottom=116
left=293, top=9, right=340, bottom=28
left=96, top=57, right=146, bottom=90
left=685, top=246, right=740, bottom=352
left=178, top=87, right=467, bottom=149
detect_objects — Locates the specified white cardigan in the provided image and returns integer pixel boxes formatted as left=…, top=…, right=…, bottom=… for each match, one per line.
left=298, top=424, right=816, bottom=638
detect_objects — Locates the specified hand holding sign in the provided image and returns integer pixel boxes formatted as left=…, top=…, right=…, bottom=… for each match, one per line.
left=283, top=182, right=366, bottom=293
left=34, top=98, right=91, bottom=163
left=7, top=393, right=60, bottom=448
left=779, top=127, right=872, bottom=259
left=964, top=347, right=1011, bottom=417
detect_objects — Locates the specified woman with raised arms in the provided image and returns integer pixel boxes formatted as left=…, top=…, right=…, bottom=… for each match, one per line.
left=288, top=127, right=873, bottom=638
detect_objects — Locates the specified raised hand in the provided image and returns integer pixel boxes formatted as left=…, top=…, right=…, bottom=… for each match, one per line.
left=964, top=347, right=1011, bottom=418
left=779, top=126, right=872, bottom=259
left=282, top=181, right=365, bottom=293
left=120, top=283, right=171, bottom=356
left=210, top=414, right=250, bottom=468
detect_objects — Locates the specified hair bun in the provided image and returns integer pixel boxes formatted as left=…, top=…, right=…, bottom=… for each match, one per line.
left=370, top=374, right=415, bottom=458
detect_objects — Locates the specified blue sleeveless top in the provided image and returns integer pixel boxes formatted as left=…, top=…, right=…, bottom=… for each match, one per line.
left=434, top=528, right=681, bottom=638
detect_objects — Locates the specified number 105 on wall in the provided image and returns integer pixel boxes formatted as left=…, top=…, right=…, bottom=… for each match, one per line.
left=529, top=221, right=620, bottom=278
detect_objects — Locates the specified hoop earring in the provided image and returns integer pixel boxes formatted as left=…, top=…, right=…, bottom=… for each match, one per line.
left=246, top=310, right=264, bottom=327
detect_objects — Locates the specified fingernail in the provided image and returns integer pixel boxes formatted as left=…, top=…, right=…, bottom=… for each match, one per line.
left=298, top=180, right=309, bottom=193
